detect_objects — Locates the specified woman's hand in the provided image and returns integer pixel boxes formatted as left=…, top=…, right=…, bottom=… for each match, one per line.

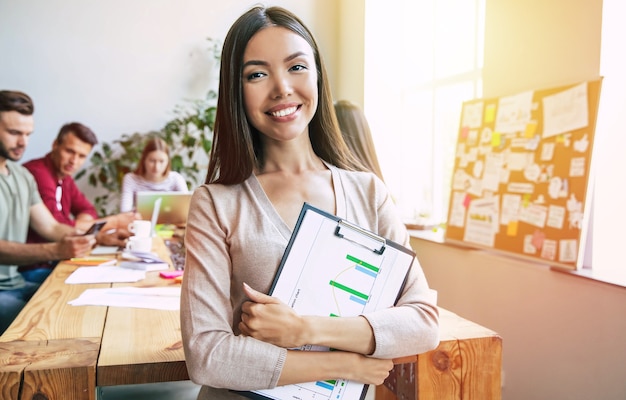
left=278, top=350, right=394, bottom=387
left=349, top=354, right=395, bottom=385
left=239, top=283, right=306, bottom=348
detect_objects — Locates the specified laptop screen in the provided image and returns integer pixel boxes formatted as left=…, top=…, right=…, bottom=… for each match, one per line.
left=135, top=191, right=192, bottom=226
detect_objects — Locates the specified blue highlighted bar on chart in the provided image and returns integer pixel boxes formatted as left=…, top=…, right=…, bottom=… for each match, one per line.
left=315, top=381, right=335, bottom=391
left=349, top=295, right=367, bottom=305
left=355, top=265, right=377, bottom=278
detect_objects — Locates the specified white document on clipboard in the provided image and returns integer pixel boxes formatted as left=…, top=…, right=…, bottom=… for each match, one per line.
left=239, top=203, right=415, bottom=400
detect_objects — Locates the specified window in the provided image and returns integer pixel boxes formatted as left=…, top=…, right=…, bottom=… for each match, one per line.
left=364, top=0, right=485, bottom=225
left=587, top=0, right=626, bottom=280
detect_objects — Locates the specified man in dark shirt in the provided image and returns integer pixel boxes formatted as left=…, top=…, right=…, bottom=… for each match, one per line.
left=21, top=122, right=135, bottom=283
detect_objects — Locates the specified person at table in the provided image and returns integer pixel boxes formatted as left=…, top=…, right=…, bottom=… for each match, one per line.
left=334, top=99, right=385, bottom=182
left=179, top=6, right=439, bottom=399
left=0, top=90, right=96, bottom=334
left=119, top=136, right=188, bottom=212
left=21, top=122, right=135, bottom=283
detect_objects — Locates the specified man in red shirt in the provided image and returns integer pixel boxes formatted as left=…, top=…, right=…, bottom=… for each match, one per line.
left=21, top=122, right=135, bottom=282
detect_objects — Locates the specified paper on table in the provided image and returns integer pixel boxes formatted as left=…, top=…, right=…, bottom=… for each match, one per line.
left=119, top=261, right=169, bottom=271
left=65, top=266, right=146, bottom=284
left=90, top=245, right=121, bottom=255
left=68, top=287, right=181, bottom=310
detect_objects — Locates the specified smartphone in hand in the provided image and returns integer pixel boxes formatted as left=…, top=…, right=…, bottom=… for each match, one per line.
left=83, top=221, right=107, bottom=236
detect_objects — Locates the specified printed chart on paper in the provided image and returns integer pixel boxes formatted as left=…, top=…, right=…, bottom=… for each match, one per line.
left=252, top=207, right=413, bottom=400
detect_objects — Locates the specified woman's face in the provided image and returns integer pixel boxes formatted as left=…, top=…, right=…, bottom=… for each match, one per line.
left=242, top=26, right=318, bottom=144
left=143, top=150, right=169, bottom=180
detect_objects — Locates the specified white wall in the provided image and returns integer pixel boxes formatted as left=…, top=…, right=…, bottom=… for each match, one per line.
left=335, top=0, right=365, bottom=105
left=413, top=237, right=626, bottom=400
left=0, top=0, right=340, bottom=174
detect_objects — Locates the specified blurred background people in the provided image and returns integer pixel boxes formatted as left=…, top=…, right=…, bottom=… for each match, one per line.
left=0, top=90, right=96, bottom=333
left=334, top=99, right=385, bottom=182
left=120, top=136, right=188, bottom=212
left=21, top=122, right=134, bottom=283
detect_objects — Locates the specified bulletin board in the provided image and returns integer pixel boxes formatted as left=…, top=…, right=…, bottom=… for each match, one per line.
left=444, top=78, right=602, bottom=270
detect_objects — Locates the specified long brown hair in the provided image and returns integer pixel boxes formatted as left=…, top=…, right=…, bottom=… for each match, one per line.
left=134, top=136, right=171, bottom=177
left=205, top=6, right=364, bottom=184
left=334, top=100, right=384, bottom=181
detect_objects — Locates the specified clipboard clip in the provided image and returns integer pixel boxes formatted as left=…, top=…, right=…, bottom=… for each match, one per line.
left=334, top=220, right=386, bottom=255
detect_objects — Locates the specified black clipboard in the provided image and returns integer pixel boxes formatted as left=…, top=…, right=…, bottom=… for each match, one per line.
left=237, top=203, right=415, bottom=400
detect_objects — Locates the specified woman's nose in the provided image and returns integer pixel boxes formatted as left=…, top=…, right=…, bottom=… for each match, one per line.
left=271, top=73, right=293, bottom=99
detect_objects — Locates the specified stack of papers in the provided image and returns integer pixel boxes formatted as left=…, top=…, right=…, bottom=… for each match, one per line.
left=68, top=287, right=180, bottom=310
left=120, top=250, right=170, bottom=271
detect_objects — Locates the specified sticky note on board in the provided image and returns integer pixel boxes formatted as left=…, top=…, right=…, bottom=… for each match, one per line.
left=531, top=230, right=546, bottom=250
left=491, top=131, right=502, bottom=147
left=524, top=121, right=537, bottom=138
left=484, top=104, right=496, bottom=123
left=461, top=126, right=470, bottom=139
left=463, top=193, right=472, bottom=208
left=507, top=221, right=518, bottom=236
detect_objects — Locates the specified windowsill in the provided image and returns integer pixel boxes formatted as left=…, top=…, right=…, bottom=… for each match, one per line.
left=554, top=267, right=626, bottom=289
left=407, top=228, right=626, bottom=289
left=407, top=227, right=446, bottom=244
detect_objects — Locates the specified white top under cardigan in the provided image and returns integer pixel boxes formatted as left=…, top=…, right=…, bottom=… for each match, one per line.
left=180, top=163, right=439, bottom=400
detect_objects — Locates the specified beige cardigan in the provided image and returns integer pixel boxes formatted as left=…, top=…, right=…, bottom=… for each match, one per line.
left=180, top=164, right=439, bottom=399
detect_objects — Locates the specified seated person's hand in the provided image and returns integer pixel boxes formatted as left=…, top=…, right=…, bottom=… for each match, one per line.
left=113, top=211, right=142, bottom=230
left=57, top=235, right=96, bottom=260
left=96, top=228, right=131, bottom=247
left=99, top=212, right=142, bottom=233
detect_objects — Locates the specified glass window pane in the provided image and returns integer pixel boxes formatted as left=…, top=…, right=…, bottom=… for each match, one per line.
left=434, top=0, right=480, bottom=79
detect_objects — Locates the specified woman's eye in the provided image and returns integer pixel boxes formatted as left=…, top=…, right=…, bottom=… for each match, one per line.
left=246, top=71, right=265, bottom=81
left=290, top=64, right=307, bottom=72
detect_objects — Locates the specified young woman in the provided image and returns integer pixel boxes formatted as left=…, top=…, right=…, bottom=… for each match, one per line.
left=334, top=99, right=385, bottom=182
left=119, top=136, right=188, bottom=212
left=180, top=6, right=439, bottom=399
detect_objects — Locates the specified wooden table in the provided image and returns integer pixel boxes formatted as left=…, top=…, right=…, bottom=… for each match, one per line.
left=377, top=308, right=502, bottom=400
left=0, top=237, right=187, bottom=400
left=0, top=238, right=502, bottom=400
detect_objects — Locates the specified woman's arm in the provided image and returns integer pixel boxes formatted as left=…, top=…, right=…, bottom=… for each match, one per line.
left=240, top=283, right=376, bottom=355
left=239, top=173, right=440, bottom=359
left=279, top=349, right=392, bottom=386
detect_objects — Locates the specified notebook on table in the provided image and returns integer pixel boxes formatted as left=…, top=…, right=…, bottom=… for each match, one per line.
left=135, top=191, right=192, bottom=226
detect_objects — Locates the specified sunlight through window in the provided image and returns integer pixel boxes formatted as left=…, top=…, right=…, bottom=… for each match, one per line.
left=365, top=0, right=485, bottom=225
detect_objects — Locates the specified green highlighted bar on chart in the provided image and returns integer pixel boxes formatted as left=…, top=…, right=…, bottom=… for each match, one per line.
left=329, top=280, right=369, bottom=300
left=346, top=254, right=379, bottom=273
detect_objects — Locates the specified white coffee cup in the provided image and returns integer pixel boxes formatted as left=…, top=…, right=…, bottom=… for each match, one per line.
left=128, top=220, right=152, bottom=238
left=125, top=236, right=153, bottom=253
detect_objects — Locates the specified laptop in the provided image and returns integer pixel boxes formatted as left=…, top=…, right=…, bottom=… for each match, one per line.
left=135, top=191, right=192, bottom=226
